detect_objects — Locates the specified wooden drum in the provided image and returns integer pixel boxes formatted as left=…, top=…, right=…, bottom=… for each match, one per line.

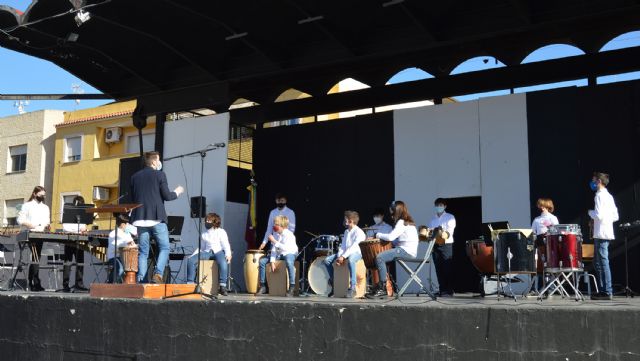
left=465, top=239, right=494, bottom=274
left=121, top=246, right=139, bottom=285
left=358, top=238, right=393, bottom=296
left=244, top=249, right=265, bottom=294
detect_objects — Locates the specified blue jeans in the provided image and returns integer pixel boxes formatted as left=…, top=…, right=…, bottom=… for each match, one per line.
left=375, top=247, right=415, bottom=283
left=259, top=254, right=296, bottom=286
left=593, top=239, right=613, bottom=295
left=107, top=257, right=123, bottom=284
left=186, top=250, right=228, bottom=286
left=137, top=222, right=170, bottom=282
left=323, top=253, right=363, bottom=290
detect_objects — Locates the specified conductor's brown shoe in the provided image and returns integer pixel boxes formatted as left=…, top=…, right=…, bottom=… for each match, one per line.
left=152, top=273, right=163, bottom=284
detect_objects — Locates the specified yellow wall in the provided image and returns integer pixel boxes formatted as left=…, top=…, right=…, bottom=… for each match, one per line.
left=52, top=113, right=156, bottom=230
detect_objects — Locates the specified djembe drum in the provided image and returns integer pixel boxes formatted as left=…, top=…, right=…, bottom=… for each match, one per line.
left=121, top=246, right=139, bottom=284
left=359, top=238, right=393, bottom=296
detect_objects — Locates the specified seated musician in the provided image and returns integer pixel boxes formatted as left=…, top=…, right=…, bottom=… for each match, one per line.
left=428, top=198, right=456, bottom=297
left=323, top=211, right=365, bottom=298
left=531, top=198, right=559, bottom=236
left=61, top=195, right=89, bottom=292
left=365, top=208, right=393, bottom=238
left=17, top=186, right=50, bottom=292
left=107, top=214, right=137, bottom=283
left=186, top=213, right=232, bottom=296
left=367, top=201, right=419, bottom=299
left=256, top=215, right=298, bottom=297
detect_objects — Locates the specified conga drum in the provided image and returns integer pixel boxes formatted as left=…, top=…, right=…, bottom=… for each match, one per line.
left=244, top=250, right=265, bottom=294
left=121, top=246, right=139, bottom=284
left=465, top=239, right=494, bottom=274
left=359, top=239, right=393, bottom=296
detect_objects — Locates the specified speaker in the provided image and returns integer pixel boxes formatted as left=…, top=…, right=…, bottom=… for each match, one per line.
left=190, top=196, right=206, bottom=218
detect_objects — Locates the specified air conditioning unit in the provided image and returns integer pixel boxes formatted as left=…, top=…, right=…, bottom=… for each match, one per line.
left=93, top=186, right=110, bottom=201
left=105, top=127, right=122, bottom=143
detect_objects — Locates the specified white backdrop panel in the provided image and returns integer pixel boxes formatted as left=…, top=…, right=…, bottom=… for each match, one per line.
left=479, top=94, right=531, bottom=228
left=163, top=113, right=230, bottom=255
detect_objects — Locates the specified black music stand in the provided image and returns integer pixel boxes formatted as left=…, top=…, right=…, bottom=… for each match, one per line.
left=615, top=222, right=639, bottom=298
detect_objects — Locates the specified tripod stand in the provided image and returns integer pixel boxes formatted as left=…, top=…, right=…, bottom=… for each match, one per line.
left=163, top=144, right=223, bottom=300
left=615, top=222, right=639, bottom=298
left=296, top=235, right=318, bottom=296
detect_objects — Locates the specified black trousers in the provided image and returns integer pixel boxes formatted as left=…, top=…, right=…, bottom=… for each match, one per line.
left=28, top=240, right=43, bottom=286
left=62, top=245, right=85, bottom=286
left=432, top=243, right=454, bottom=294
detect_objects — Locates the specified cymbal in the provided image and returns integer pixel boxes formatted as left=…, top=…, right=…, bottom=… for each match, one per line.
left=304, top=230, right=319, bottom=238
left=361, top=227, right=377, bottom=231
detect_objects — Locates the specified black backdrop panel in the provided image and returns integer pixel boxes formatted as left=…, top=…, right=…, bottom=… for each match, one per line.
left=118, top=156, right=144, bottom=205
left=445, top=197, right=483, bottom=293
left=226, top=166, right=251, bottom=204
left=527, top=80, right=640, bottom=291
left=253, top=113, right=395, bottom=249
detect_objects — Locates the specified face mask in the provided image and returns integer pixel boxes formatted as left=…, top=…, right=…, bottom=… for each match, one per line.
left=589, top=180, right=598, bottom=191
left=373, top=216, right=383, bottom=224
left=276, top=202, right=286, bottom=209
left=36, top=195, right=45, bottom=203
left=273, top=226, right=281, bottom=233
left=344, top=220, right=350, bottom=228
left=204, top=223, right=214, bottom=230
left=155, top=160, right=163, bottom=171
left=435, top=206, right=445, bottom=214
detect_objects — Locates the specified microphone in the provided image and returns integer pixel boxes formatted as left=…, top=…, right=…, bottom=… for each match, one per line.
left=208, top=142, right=226, bottom=148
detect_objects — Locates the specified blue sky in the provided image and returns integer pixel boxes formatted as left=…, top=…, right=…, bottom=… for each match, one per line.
left=1, top=0, right=639, bottom=117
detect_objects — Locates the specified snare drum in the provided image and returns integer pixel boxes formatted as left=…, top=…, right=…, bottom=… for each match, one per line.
left=545, top=224, right=583, bottom=272
left=313, top=235, right=340, bottom=257
left=494, top=231, right=536, bottom=274
left=244, top=249, right=266, bottom=294
left=121, top=246, right=139, bottom=284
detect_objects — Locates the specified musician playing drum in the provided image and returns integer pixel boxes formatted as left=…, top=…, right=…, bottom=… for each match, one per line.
left=17, top=186, right=50, bottom=292
left=257, top=215, right=298, bottom=297
left=107, top=214, right=137, bottom=283
left=365, top=208, right=392, bottom=238
left=531, top=198, right=559, bottom=236
left=428, top=198, right=456, bottom=297
left=323, top=211, right=365, bottom=298
left=366, top=201, right=419, bottom=299
left=259, top=193, right=296, bottom=251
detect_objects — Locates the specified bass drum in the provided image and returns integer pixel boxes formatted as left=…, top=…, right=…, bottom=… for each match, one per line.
left=308, top=256, right=332, bottom=296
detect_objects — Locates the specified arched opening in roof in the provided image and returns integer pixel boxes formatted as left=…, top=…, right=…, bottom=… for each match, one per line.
left=264, top=89, right=315, bottom=128
left=374, top=68, right=435, bottom=112
left=318, top=78, right=372, bottom=121
left=597, top=30, right=640, bottom=85
left=449, top=56, right=510, bottom=102
left=228, top=98, right=259, bottom=110
left=515, top=44, right=588, bottom=94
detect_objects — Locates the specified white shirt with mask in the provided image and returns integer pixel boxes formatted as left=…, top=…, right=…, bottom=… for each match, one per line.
left=531, top=212, right=559, bottom=235
left=588, top=188, right=619, bottom=240
left=107, top=226, right=137, bottom=259
left=428, top=211, right=456, bottom=244
left=269, top=228, right=298, bottom=262
left=17, top=200, right=50, bottom=232
left=376, top=219, right=419, bottom=257
left=200, top=227, right=231, bottom=256
left=338, top=226, right=366, bottom=259
left=262, top=206, right=296, bottom=245
left=366, top=219, right=392, bottom=238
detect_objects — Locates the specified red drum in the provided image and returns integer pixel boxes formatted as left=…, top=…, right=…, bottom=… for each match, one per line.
left=545, top=224, right=583, bottom=272
left=465, top=239, right=494, bottom=274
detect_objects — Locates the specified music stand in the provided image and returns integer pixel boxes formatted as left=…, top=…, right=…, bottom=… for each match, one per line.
left=167, top=216, right=184, bottom=237
left=62, top=204, right=94, bottom=231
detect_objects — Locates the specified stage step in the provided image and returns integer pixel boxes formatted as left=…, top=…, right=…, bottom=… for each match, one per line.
left=89, top=283, right=201, bottom=300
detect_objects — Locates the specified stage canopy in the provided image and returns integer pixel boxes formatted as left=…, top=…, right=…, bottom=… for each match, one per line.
left=1, top=1, right=640, bottom=117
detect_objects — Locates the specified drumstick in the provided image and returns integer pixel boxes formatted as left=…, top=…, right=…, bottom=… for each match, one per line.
left=304, top=230, right=319, bottom=238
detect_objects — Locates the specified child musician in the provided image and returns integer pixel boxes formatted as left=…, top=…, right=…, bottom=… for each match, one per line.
left=186, top=213, right=232, bottom=296
left=531, top=198, right=559, bottom=236
left=323, top=211, right=365, bottom=298
left=107, top=214, right=137, bottom=283
left=257, top=215, right=298, bottom=297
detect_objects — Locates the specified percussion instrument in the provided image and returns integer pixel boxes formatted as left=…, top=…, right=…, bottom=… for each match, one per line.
left=494, top=230, right=536, bottom=274
left=545, top=224, right=583, bottom=272
left=358, top=238, right=393, bottom=296
left=465, top=239, right=494, bottom=274
left=243, top=249, right=265, bottom=294
left=121, top=246, right=139, bottom=284
left=418, top=226, right=449, bottom=245
left=313, top=235, right=340, bottom=257
left=308, top=256, right=331, bottom=295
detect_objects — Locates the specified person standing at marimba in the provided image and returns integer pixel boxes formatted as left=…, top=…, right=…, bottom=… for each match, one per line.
left=367, top=201, right=419, bottom=299
left=17, top=186, right=50, bottom=292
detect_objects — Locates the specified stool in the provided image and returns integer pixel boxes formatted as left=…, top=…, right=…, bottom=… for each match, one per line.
left=333, top=259, right=366, bottom=298
left=198, top=260, right=219, bottom=295
left=266, top=260, right=300, bottom=296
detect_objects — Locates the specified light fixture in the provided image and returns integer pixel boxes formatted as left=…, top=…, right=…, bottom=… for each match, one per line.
left=382, top=0, right=404, bottom=7
left=74, top=9, right=91, bottom=27
left=298, top=15, right=324, bottom=25
left=225, top=32, right=248, bottom=41
left=66, top=32, right=80, bottom=42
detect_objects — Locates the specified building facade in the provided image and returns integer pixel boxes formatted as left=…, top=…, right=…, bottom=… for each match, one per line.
left=0, top=110, right=63, bottom=226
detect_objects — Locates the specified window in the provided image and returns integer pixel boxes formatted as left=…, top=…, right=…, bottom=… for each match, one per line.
left=60, top=193, right=81, bottom=222
left=8, top=144, right=27, bottom=172
left=126, top=132, right=155, bottom=154
left=4, top=199, right=23, bottom=226
left=65, top=136, right=82, bottom=162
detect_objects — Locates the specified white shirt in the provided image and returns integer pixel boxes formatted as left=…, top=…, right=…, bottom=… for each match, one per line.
left=428, top=212, right=456, bottom=244
left=17, top=200, right=50, bottom=232
left=376, top=219, right=419, bottom=257
left=588, top=188, right=619, bottom=240
left=531, top=211, right=559, bottom=235
left=133, top=220, right=160, bottom=227
left=262, top=206, right=296, bottom=244
left=107, top=228, right=135, bottom=259
left=269, top=228, right=298, bottom=262
left=366, top=222, right=392, bottom=238
left=200, top=227, right=231, bottom=256
left=62, top=223, right=87, bottom=233
left=338, top=226, right=366, bottom=259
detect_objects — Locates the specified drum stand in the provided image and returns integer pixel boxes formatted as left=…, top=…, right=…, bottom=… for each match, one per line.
left=537, top=269, right=583, bottom=301
left=497, top=247, right=534, bottom=302
left=226, top=262, right=242, bottom=294
left=296, top=237, right=317, bottom=296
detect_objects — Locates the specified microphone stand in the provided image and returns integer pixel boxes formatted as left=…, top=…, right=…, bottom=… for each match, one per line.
left=615, top=221, right=639, bottom=298
left=163, top=144, right=224, bottom=300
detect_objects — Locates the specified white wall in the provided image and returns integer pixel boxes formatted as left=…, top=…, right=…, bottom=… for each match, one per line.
left=163, top=113, right=230, bottom=254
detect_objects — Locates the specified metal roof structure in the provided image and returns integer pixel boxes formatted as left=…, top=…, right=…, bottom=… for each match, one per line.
left=1, top=1, right=640, bottom=120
